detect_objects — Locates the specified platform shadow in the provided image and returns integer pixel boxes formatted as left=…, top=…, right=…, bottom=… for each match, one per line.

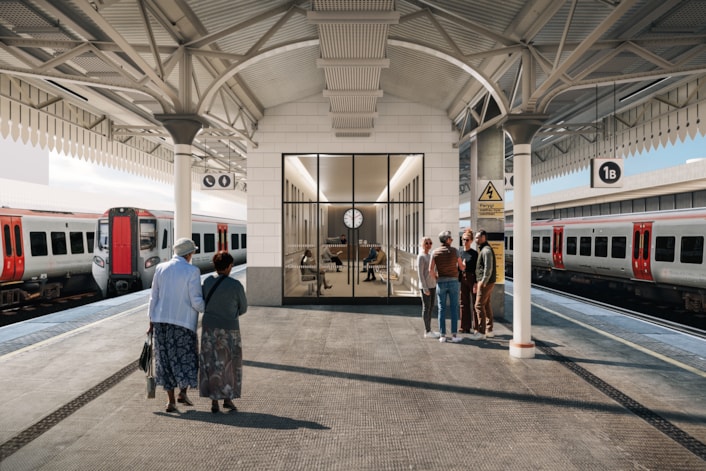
left=154, top=409, right=330, bottom=430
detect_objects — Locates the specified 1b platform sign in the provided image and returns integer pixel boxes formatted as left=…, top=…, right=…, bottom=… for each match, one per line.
left=591, top=158, right=623, bottom=188
left=201, top=173, right=235, bottom=190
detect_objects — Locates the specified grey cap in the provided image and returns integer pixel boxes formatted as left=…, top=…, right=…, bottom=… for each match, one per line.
left=173, top=237, right=198, bottom=256
left=438, top=230, right=453, bottom=243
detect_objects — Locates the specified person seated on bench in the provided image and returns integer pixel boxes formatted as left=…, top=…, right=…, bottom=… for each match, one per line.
left=361, top=246, right=377, bottom=272
left=321, top=245, right=343, bottom=272
left=363, top=246, right=386, bottom=282
left=300, top=249, right=332, bottom=294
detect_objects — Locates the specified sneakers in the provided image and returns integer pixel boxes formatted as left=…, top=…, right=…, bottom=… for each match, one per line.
left=424, top=331, right=441, bottom=339
left=451, top=335, right=463, bottom=343
left=485, top=330, right=495, bottom=338
left=439, top=336, right=447, bottom=343
left=469, top=332, right=485, bottom=340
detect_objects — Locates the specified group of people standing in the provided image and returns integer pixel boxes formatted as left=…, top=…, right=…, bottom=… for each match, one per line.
left=148, top=238, right=248, bottom=414
left=417, top=229, right=496, bottom=343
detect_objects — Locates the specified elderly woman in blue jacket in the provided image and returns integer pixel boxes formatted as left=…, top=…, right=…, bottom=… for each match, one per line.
left=148, top=238, right=205, bottom=413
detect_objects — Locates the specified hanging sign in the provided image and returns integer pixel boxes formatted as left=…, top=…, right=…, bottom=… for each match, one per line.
left=201, top=173, right=236, bottom=190
left=591, top=158, right=623, bottom=188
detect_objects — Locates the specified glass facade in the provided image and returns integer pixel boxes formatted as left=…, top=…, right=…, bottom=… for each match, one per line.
left=282, top=153, right=424, bottom=304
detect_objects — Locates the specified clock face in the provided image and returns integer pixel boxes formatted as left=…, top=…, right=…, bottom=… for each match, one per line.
left=343, top=208, right=363, bottom=229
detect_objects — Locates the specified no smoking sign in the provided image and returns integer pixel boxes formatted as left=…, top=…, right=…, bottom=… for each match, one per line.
left=591, top=158, right=623, bottom=188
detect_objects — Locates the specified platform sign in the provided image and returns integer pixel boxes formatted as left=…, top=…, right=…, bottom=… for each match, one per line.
left=591, top=158, right=623, bottom=188
left=489, top=241, right=505, bottom=284
left=477, top=180, right=504, bottom=218
left=505, top=173, right=514, bottom=190
left=201, top=173, right=236, bottom=190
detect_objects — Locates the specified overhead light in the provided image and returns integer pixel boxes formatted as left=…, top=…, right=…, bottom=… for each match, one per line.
left=619, top=77, right=670, bottom=102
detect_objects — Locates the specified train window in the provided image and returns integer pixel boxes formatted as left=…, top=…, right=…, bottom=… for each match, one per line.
left=566, top=237, right=577, bottom=255
left=51, top=232, right=68, bottom=255
left=3, top=224, right=10, bottom=256
left=633, top=232, right=640, bottom=259
left=241, top=234, right=247, bottom=249
left=70, top=232, right=85, bottom=254
left=579, top=237, right=591, bottom=256
left=191, top=233, right=201, bottom=254
left=680, top=236, right=704, bottom=264
left=655, top=236, right=675, bottom=262
left=611, top=237, right=627, bottom=259
left=30, top=232, right=48, bottom=256
left=97, top=219, right=109, bottom=250
left=532, top=237, right=540, bottom=252
left=140, top=219, right=157, bottom=250
left=203, top=233, right=216, bottom=253
left=509, top=236, right=513, bottom=250
left=162, top=229, right=168, bottom=250
left=231, top=233, right=240, bottom=250
left=541, top=237, right=550, bottom=253
left=595, top=237, right=608, bottom=257
left=87, top=231, right=95, bottom=251
left=14, top=225, right=22, bottom=256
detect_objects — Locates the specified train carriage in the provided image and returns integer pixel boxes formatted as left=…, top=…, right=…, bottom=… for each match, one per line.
left=92, top=207, right=246, bottom=297
left=505, top=208, right=706, bottom=312
left=1, top=207, right=98, bottom=307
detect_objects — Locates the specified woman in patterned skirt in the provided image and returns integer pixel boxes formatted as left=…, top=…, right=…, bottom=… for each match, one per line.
left=199, top=251, right=248, bottom=413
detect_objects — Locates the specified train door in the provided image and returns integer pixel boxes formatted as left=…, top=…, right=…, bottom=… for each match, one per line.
left=552, top=226, right=565, bottom=269
left=109, top=208, right=137, bottom=279
left=632, top=222, right=653, bottom=281
left=217, top=223, right=228, bottom=251
left=0, top=216, right=24, bottom=281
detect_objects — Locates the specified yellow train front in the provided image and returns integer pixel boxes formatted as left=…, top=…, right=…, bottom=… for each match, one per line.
left=92, top=207, right=246, bottom=297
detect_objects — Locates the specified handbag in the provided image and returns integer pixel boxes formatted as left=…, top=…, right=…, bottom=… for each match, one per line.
left=138, top=333, right=152, bottom=372
left=146, top=359, right=156, bottom=399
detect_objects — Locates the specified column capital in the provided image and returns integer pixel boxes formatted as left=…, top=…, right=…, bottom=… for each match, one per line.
left=502, top=113, right=548, bottom=146
left=154, top=114, right=208, bottom=145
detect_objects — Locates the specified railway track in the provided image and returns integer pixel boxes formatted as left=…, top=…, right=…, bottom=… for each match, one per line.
left=0, top=290, right=102, bottom=327
left=515, top=277, right=706, bottom=338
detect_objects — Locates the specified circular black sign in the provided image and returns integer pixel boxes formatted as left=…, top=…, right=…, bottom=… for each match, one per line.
left=598, top=161, right=621, bottom=184
left=203, top=175, right=216, bottom=187
left=218, top=174, right=232, bottom=188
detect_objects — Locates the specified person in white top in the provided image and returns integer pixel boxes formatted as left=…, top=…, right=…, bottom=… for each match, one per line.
left=148, top=237, right=205, bottom=413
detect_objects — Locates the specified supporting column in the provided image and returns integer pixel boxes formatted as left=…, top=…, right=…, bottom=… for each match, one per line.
left=503, top=115, right=545, bottom=359
left=154, top=114, right=206, bottom=240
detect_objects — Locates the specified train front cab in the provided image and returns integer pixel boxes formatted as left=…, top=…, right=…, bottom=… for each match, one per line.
left=104, top=208, right=144, bottom=296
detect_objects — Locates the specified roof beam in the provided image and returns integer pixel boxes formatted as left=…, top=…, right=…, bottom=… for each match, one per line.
left=307, top=11, right=400, bottom=24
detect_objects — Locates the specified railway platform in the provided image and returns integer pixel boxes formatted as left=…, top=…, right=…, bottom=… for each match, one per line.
left=0, top=268, right=705, bottom=470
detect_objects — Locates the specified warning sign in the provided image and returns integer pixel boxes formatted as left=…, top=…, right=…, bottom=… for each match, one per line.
left=478, top=181, right=503, bottom=201
left=476, top=180, right=504, bottom=218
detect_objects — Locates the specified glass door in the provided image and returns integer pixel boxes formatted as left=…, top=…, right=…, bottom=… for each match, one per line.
left=283, top=153, right=423, bottom=304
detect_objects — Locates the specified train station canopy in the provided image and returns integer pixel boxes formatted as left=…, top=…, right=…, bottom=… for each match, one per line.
left=1, top=0, right=705, bottom=193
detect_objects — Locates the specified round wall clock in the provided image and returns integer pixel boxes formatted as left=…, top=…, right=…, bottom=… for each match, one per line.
left=343, top=208, right=363, bottom=229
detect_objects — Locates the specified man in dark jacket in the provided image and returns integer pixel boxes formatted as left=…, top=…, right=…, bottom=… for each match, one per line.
left=470, top=230, right=496, bottom=340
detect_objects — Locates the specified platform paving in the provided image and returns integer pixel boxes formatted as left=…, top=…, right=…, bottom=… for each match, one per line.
left=1, top=289, right=705, bottom=470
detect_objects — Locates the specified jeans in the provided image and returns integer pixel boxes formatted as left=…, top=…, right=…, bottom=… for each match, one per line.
left=421, top=287, right=436, bottom=332
left=436, top=279, right=459, bottom=335
left=474, top=282, right=495, bottom=334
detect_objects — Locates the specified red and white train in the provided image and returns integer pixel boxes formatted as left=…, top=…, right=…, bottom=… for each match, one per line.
left=92, top=207, right=247, bottom=297
left=505, top=207, right=706, bottom=312
left=1, top=207, right=99, bottom=308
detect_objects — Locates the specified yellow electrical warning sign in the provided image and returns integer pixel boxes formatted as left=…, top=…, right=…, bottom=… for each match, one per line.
left=476, top=180, right=504, bottom=218
left=478, top=181, right=503, bottom=201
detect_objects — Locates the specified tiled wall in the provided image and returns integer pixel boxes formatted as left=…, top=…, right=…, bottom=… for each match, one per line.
left=247, top=94, right=459, bottom=305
